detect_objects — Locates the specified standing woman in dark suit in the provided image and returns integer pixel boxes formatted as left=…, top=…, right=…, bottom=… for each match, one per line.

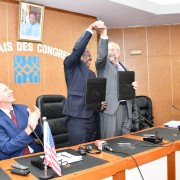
left=63, top=21, right=106, bottom=146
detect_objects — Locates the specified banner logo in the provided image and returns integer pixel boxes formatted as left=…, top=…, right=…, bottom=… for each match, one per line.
left=14, top=56, right=40, bottom=84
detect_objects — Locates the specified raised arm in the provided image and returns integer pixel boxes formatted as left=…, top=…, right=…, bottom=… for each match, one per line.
left=64, top=21, right=101, bottom=69
left=95, top=27, right=108, bottom=70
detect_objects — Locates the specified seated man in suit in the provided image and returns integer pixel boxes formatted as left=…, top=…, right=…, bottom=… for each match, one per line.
left=0, top=82, right=43, bottom=159
left=63, top=20, right=106, bottom=146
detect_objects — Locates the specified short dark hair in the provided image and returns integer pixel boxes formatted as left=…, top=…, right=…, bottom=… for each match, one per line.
left=29, top=11, right=37, bottom=17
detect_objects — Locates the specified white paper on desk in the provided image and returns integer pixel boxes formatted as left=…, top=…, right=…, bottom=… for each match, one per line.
left=164, top=120, right=180, bottom=128
left=56, top=152, right=83, bottom=164
left=40, top=152, right=83, bottom=164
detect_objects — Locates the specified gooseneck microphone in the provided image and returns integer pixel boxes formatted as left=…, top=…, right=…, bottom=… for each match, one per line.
left=172, top=105, right=180, bottom=112
left=29, top=117, right=49, bottom=148
left=29, top=125, right=44, bottom=148
left=139, top=115, right=154, bottom=127
left=171, top=105, right=180, bottom=135
left=30, top=124, right=45, bottom=171
left=140, top=115, right=163, bottom=144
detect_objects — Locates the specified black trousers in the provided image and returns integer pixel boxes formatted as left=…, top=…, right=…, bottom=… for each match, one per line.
left=67, top=115, right=98, bottom=146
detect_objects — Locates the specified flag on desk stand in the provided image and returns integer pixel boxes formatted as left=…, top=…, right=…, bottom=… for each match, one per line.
left=43, top=121, right=62, bottom=176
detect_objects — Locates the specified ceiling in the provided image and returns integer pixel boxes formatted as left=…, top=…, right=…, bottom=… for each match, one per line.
left=27, top=0, right=180, bottom=28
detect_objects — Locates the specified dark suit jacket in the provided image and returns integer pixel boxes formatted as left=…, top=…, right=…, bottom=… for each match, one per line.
left=0, top=104, right=43, bottom=159
left=63, top=30, right=96, bottom=118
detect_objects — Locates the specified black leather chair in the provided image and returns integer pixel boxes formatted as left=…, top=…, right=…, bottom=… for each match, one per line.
left=131, top=96, right=154, bottom=132
left=136, top=95, right=154, bottom=126
left=36, top=95, right=69, bottom=148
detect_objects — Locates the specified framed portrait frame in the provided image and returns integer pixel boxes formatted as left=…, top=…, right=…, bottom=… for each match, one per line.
left=18, top=1, right=44, bottom=43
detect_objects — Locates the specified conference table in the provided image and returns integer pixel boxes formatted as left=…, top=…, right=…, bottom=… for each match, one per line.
left=0, top=126, right=180, bottom=180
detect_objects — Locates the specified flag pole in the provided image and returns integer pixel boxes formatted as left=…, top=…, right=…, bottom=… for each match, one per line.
left=39, top=117, right=53, bottom=180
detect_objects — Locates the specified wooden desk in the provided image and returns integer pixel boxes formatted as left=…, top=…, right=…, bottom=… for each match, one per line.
left=0, top=127, right=179, bottom=180
left=0, top=151, right=127, bottom=180
left=0, top=158, right=37, bottom=180
left=175, top=150, right=180, bottom=180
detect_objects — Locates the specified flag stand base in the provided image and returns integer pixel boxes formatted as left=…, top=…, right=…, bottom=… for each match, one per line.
left=39, top=165, right=53, bottom=179
left=39, top=174, right=53, bottom=180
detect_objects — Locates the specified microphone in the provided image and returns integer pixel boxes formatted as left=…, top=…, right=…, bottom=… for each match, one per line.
left=95, top=140, right=114, bottom=152
left=104, top=145, right=114, bottom=152
left=29, top=125, right=45, bottom=170
left=95, top=140, right=107, bottom=150
left=172, top=105, right=180, bottom=112
left=29, top=124, right=45, bottom=170
left=172, top=105, right=180, bottom=120
left=29, top=125, right=44, bottom=148
left=140, top=115, right=163, bottom=144
left=171, top=105, right=180, bottom=136
left=29, top=117, right=48, bottom=149
left=174, top=128, right=180, bottom=136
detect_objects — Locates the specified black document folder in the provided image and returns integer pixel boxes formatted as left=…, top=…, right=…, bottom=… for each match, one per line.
left=86, top=78, right=106, bottom=109
left=118, top=71, right=135, bottom=100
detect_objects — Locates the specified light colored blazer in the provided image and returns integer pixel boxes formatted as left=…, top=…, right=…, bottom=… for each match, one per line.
left=95, top=37, right=132, bottom=117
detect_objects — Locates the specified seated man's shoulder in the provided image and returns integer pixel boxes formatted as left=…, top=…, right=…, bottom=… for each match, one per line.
left=13, top=104, right=28, bottom=110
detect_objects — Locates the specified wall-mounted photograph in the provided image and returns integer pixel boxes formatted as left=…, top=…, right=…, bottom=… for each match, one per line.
left=18, top=1, right=44, bottom=43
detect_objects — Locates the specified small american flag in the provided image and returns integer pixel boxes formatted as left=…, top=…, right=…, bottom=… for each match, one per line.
left=43, top=121, right=62, bottom=176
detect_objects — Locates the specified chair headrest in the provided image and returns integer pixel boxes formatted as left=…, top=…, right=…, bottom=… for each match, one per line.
left=36, top=95, right=66, bottom=119
left=136, top=96, right=152, bottom=109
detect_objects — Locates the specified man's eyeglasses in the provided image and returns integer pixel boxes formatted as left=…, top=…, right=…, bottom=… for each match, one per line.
left=108, top=48, right=119, bottom=52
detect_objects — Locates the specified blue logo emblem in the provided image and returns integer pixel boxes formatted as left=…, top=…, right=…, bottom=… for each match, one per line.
left=14, top=56, right=40, bottom=84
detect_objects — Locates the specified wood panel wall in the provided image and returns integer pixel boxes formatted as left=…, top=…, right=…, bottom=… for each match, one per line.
left=108, top=25, right=180, bottom=125
left=0, top=0, right=97, bottom=108
left=1, top=0, right=180, bottom=126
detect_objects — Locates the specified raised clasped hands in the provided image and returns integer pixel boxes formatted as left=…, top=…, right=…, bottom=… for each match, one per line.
left=93, top=20, right=106, bottom=30
left=89, top=20, right=107, bottom=35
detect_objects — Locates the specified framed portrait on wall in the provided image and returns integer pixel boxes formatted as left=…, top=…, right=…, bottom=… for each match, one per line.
left=18, top=1, right=44, bottom=43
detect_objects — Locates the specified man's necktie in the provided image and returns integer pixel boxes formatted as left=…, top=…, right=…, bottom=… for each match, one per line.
left=116, top=63, right=125, bottom=71
left=10, top=110, right=19, bottom=129
left=9, top=110, right=30, bottom=155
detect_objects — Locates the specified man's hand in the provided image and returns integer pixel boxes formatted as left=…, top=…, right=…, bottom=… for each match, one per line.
left=25, top=106, right=40, bottom=135
left=132, top=81, right=138, bottom=89
left=88, top=20, right=106, bottom=32
left=100, top=101, right=107, bottom=111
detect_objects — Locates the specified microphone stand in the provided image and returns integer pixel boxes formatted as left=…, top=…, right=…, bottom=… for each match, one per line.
left=172, top=105, right=180, bottom=120
left=171, top=105, right=180, bottom=135
left=140, top=115, right=163, bottom=144
left=29, top=125, right=44, bottom=148
left=172, top=105, right=180, bottom=112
